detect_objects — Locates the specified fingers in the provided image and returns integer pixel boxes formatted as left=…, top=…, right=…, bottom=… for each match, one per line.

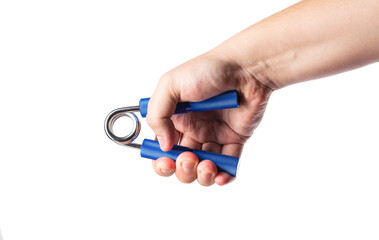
left=197, top=160, right=217, bottom=186
left=215, top=143, right=243, bottom=186
left=177, top=138, right=218, bottom=186
left=202, top=142, right=222, bottom=153
left=215, top=172, right=234, bottom=186
left=198, top=142, right=220, bottom=186
left=153, top=152, right=233, bottom=186
left=153, top=152, right=219, bottom=186
left=155, top=129, right=181, bottom=145
left=221, top=143, right=244, bottom=158
left=152, top=138, right=242, bottom=186
left=152, top=157, right=176, bottom=177
left=179, top=134, right=202, bottom=149
left=146, top=76, right=179, bottom=151
left=175, top=151, right=199, bottom=183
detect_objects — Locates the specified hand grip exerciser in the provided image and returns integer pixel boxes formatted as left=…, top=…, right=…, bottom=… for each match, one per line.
left=104, top=90, right=240, bottom=176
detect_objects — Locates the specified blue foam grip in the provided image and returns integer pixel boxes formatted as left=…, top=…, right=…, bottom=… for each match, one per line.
left=140, top=139, right=239, bottom=176
left=139, top=90, right=239, bottom=118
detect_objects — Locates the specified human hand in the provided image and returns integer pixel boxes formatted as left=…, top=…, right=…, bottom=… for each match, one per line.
left=147, top=51, right=272, bottom=186
left=146, top=0, right=379, bottom=186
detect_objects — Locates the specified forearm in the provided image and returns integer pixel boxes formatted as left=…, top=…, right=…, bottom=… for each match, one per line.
left=214, top=0, right=379, bottom=89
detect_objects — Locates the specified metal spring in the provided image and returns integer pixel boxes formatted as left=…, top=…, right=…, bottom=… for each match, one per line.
left=104, top=106, right=142, bottom=149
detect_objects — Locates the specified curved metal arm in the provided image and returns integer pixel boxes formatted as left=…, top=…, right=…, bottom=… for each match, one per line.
left=104, top=106, right=142, bottom=149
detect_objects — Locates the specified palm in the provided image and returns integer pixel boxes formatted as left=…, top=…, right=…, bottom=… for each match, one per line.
left=169, top=56, right=272, bottom=157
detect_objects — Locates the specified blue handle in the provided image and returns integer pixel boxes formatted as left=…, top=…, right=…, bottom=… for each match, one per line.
left=139, top=90, right=239, bottom=118
left=140, top=139, right=239, bottom=176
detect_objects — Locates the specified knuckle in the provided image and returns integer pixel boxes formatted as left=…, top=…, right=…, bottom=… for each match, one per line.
left=198, top=160, right=217, bottom=171
left=177, top=151, right=199, bottom=163
left=159, top=72, right=172, bottom=84
left=146, top=114, right=160, bottom=128
left=159, top=70, right=176, bottom=84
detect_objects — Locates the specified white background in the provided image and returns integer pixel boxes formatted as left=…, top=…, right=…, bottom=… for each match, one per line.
left=0, top=0, right=378, bottom=239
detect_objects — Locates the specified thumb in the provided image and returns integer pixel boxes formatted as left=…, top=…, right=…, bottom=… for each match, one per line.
left=146, top=75, right=179, bottom=151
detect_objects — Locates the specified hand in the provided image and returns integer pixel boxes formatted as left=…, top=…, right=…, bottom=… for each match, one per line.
left=147, top=51, right=272, bottom=186
left=145, top=0, right=379, bottom=186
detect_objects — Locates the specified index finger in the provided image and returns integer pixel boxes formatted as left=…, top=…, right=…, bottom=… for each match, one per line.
left=146, top=75, right=180, bottom=151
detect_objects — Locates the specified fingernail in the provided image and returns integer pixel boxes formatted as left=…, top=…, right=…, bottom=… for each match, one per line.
left=161, top=168, right=174, bottom=175
left=182, top=161, right=195, bottom=173
left=157, top=136, right=165, bottom=150
left=201, top=171, right=212, bottom=181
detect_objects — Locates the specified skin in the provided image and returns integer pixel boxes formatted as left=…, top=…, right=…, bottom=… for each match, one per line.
left=147, top=0, right=379, bottom=186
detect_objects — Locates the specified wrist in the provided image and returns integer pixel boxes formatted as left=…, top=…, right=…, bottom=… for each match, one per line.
left=209, top=37, right=281, bottom=91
